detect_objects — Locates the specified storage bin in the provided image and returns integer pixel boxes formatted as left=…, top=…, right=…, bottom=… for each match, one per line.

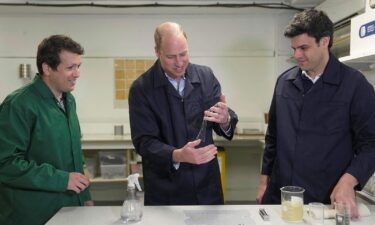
left=99, top=151, right=127, bottom=179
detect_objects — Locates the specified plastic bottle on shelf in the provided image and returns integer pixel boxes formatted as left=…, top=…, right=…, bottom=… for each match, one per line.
left=121, top=173, right=142, bottom=223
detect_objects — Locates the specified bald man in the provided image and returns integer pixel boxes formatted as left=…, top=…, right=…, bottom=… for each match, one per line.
left=129, top=22, right=238, bottom=205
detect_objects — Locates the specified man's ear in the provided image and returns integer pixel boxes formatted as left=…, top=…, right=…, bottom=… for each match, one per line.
left=155, top=47, right=161, bottom=58
left=321, top=36, right=330, bottom=48
left=42, top=63, right=51, bottom=76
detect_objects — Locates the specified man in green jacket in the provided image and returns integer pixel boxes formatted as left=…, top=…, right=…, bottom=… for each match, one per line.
left=0, top=35, right=93, bottom=225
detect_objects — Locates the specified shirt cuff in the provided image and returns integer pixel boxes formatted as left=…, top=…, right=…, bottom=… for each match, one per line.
left=173, top=162, right=180, bottom=170
left=221, top=124, right=232, bottom=136
left=220, top=114, right=232, bottom=136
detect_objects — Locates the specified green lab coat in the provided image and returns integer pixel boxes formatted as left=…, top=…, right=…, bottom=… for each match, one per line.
left=0, top=74, right=91, bottom=225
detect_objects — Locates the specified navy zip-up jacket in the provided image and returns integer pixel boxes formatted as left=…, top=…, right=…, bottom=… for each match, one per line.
left=262, top=53, right=375, bottom=204
left=129, top=60, right=238, bottom=205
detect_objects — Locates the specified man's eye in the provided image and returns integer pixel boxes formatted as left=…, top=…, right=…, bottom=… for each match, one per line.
left=67, top=65, right=80, bottom=70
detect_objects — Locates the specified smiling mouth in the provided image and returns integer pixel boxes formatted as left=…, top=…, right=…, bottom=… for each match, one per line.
left=174, top=67, right=185, bottom=73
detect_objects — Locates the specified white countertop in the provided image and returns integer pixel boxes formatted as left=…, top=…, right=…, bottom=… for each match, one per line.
left=46, top=204, right=375, bottom=225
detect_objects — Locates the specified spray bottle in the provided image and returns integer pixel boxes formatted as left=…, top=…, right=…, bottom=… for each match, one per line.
left=121, top=173, right=142, bottom=223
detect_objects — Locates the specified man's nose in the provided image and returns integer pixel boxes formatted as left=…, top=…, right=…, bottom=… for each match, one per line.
left=73, top=67, right=80, bottom=77
left=175, top=56, right=184, bottom=66
left=293, top=49, right=302, bottom=59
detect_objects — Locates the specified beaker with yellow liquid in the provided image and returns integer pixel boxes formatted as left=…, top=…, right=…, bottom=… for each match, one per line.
left=280, top=186, right=305, bottom=222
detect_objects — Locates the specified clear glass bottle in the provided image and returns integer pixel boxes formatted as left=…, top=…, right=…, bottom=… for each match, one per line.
left=121, top=173, right=142, bottom=223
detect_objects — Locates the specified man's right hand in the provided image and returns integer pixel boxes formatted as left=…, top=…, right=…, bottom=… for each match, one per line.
left=67, top=172, right=90, bottom=194
left=172, top=139, right=218, bottom=164
left=256, top=175, right=269, bottom=204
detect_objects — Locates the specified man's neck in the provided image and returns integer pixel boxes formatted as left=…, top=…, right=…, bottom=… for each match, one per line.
left=41, top=75, right=63, bottom=101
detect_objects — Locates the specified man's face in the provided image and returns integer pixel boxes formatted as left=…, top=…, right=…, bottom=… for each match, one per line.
left=155, top=34, right=189, bottom=79
left=43, top=50, right=81, bottom=98
left=290, top=33, right=329, bottom=75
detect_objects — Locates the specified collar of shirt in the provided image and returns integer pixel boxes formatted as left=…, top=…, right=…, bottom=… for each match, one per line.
left=301, top=70, right=322, bottom=84
left=56, top=95, right=66, bottom=112
left=165, top=73, right=186, bottom=96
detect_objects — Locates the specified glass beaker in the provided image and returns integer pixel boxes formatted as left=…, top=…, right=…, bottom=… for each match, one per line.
left=335, top=202, right=350, bottom=225
left=307, top=202, right=325, bottom=225
left=280, top=186, right=305, bottom=222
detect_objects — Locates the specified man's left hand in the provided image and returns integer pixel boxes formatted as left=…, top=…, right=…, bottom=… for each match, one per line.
left=204, top=94, right=230, bottom=130
left=330, top=173, right=359, bottom=219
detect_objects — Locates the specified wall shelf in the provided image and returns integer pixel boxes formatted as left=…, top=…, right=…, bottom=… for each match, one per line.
left=339, top=52, right=375, bottom=71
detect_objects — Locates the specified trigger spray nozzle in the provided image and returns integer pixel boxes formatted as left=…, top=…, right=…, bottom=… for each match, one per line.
left=127, top=173, right=142, bottom=191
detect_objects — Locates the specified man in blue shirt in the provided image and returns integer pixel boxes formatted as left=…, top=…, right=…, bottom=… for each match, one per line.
left=257, top=9, right=375, bottom=219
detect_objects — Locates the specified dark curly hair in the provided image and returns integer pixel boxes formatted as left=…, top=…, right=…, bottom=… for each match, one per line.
left=284, top=9, right=334, bottom=48
left=37, top=35, right=84, bottom=75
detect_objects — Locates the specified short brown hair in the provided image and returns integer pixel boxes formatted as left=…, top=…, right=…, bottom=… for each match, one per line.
left=37, top=35, right=84, bottom=75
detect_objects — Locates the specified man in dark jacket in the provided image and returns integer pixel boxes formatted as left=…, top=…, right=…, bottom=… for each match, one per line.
left=129, top=22, right=238, bottom=205
left=257, top=9, right=375, bottom=218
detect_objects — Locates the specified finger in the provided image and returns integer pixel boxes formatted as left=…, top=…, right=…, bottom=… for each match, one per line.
left=220, top=94, right=226, bottom=103
left=200, top=144, right=217, bottom=152
left=76, top=181, right=88, bottom=191
left=209, top=102, right=223, bottom=112
left=71, top=186, right=81, bottom=194
left=351, top=207, right=359, bottom=219
left=208, top=106, right=219, bottom=114
left=207, top=145, right=218, bottom=154
left=75, top=174, right=89, bottom=187
left=196, top=147, right=214, bottom=160
left=80, top=175, right=90, bottom=186
left=330, top=195, right=335, bottom=209
left=212, top=106, right=227, bottom=119
left=188, top=139, right=201, bottom=147
left=256, top=195, right=262, bottom=204
left=350, top=201, right=359, bottom=219
left=204, top=115, right=219, bottom=123
left=202, top=144, right=216, bottom=149
left=206, top=110, right=219, bottom=119
left=216, top=102, right=227, bottom=110
left=82, top=174, right=90, bottom=186
left=198, top=155, right=215, bottom=164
